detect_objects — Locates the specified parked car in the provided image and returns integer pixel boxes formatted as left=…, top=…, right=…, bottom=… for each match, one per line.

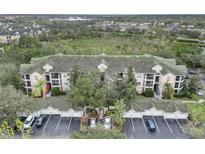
left=189, top=69, right=200, bottom=75
left=198, top=90, right=205, bottom=96
left=104, top=116, right=111, bottom=129
left=145, top=119, right=156, bottom=132
left=90, top=118, right=96, bottom=128
left=36, top=115, right=47, bottom=128
left=23, top=115, right=35, bottom=129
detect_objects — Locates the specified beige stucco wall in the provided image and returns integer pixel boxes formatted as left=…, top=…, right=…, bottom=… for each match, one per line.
left=30, top=72, right=44, bottom=87
left=135, top=73, right=144, bottom=94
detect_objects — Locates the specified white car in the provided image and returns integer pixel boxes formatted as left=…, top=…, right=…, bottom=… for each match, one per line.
left=23, top=115, right=35, bottom=129
left=198, top=91, right=205, bottom=96
left=104, top=116, right=111, bottom=129
left=90, top=118, right=96, bottom=128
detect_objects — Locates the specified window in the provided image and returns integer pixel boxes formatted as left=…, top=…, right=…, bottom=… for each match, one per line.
left=155, top=76, right=160, bottom=82
left=117, top=72, right=123, bottom=79
left=25, top=75, right=30, bottom=80
left=26, top=81, right=31, bottom=87
left=52, top=80, right=59, bottom=86
left=136, top=82, right=141, bottom=86
left=175, top=82, right=179, bottom=88
left=146, top=81, right=153, bottom=87
left=176, top=76, right=180, bottom=81
left=45, top=75, right=50, bottom=81
left=100, top=74, right=105, bottom=81
left=146, top=74, right=154, bottom=80
left=51, top=73, right=59, bottom=79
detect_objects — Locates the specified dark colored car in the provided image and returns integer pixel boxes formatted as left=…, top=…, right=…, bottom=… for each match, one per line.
left=189, top=69, right=200, bottom=75
left=36, top=115, right=47, bottom=128
left=145, top=119, right=156, bottom=132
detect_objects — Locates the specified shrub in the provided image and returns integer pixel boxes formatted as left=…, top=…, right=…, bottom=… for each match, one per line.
left=50, top=87, right=60, bottom=96
left=174, top=91, right=187, bottom=98
left=106, top=111, right=114, bottom=116
left=143, top=88, right=154, bottom=97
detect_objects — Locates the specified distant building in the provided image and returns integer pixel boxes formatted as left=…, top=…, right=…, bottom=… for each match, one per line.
left=20, top=54, right=187, bottom=98
left=0, top=32, right=20, bottom=44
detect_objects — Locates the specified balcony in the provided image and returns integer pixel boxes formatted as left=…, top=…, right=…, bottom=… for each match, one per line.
left=146, top=74, right=154, bottom=80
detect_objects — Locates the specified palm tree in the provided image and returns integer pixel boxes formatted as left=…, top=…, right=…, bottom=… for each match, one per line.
left=163, top=82, right=174, bottom=99
left=32, top=79, right=46, bottom=97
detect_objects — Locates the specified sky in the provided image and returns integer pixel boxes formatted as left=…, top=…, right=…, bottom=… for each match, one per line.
left=0, top=0, right=205, bottom=14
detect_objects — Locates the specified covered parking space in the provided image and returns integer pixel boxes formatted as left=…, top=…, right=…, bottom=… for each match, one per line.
left=30, top=106, right=83, bottom=138
left=124, top=99, right=188, bottom=120
left=123, top=99, right=189, bottom=139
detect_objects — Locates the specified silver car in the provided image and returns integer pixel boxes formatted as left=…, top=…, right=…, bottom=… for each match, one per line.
left=104, top=116, right=111, bottom=129
left=90, top=118, right=96, bottom=128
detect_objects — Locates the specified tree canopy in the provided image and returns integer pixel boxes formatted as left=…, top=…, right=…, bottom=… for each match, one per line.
left=0, top=85, right=31, bottom=123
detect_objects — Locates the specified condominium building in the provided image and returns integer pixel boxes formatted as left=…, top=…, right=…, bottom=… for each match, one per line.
left=20, top=54, right=187, bottom=98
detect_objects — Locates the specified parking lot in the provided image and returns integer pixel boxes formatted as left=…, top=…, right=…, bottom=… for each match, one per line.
left=124, top=116, right=190, bottom=139
left=31, top=114, right=80, bottom=139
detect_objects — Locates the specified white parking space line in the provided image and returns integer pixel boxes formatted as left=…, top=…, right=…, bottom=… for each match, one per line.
left=176, top=119, right=185, bottom=133
left=152, top=116, right=160, bottom=133
left=164, top=118, right=173, bottom=133
left=41, top=114, right=51, bottom=137
left=66, top=117, right=72, bottom=134
left=141, top=117, right=148, bottom=132
left=55, top=116, right=62, bottom=132
left=130, top=118, right=135, bottom=132
left=32, top=116, right=39, bottom=129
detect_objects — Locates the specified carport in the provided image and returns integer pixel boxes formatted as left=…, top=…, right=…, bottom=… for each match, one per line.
left=123, top=99, right=189, bottom=138
left=124, top=99, right=188, bottom=120
left=34, top=106, right=83, bottom=117
left=29, top=106, right=82, bottom=138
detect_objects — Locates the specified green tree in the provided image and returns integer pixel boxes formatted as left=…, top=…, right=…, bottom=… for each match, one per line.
left=187, top=76, right=201, bottom=96
left=0, top=85, right=31, bottom=123
left=0, top=119, right=32, bottom=139
left=0, top=63, right=21, bottom=89
left=127, top=66, right=136, bottom=84
left=15, top=119, right=31, bottom=139
left=0, top=120, right=15, bottom=139
left=163, top=82, right=174, bottom=99
left=32, top=79, right=46, bottom=97
left=70, top=65, right=81, bottom=87
left=71, top=125, right=126, bottom=139
left=112, top=100, right=125, bottom=130
left=19, top=35, right=41, bottom=48
left=200, top=55, right=205, bottom=68
left=184, top=126, right=205, bottom=139
left=69, top=74, right=106, bottom=108
left=187, top=103, right=205, bottom=127
left=115, top=81, right=136, bottom=101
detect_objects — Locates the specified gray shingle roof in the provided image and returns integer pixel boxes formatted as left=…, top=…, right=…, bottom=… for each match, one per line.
left=19, top=54, right=187, bottom=75
left=130, top=98, right=187, bottom=113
